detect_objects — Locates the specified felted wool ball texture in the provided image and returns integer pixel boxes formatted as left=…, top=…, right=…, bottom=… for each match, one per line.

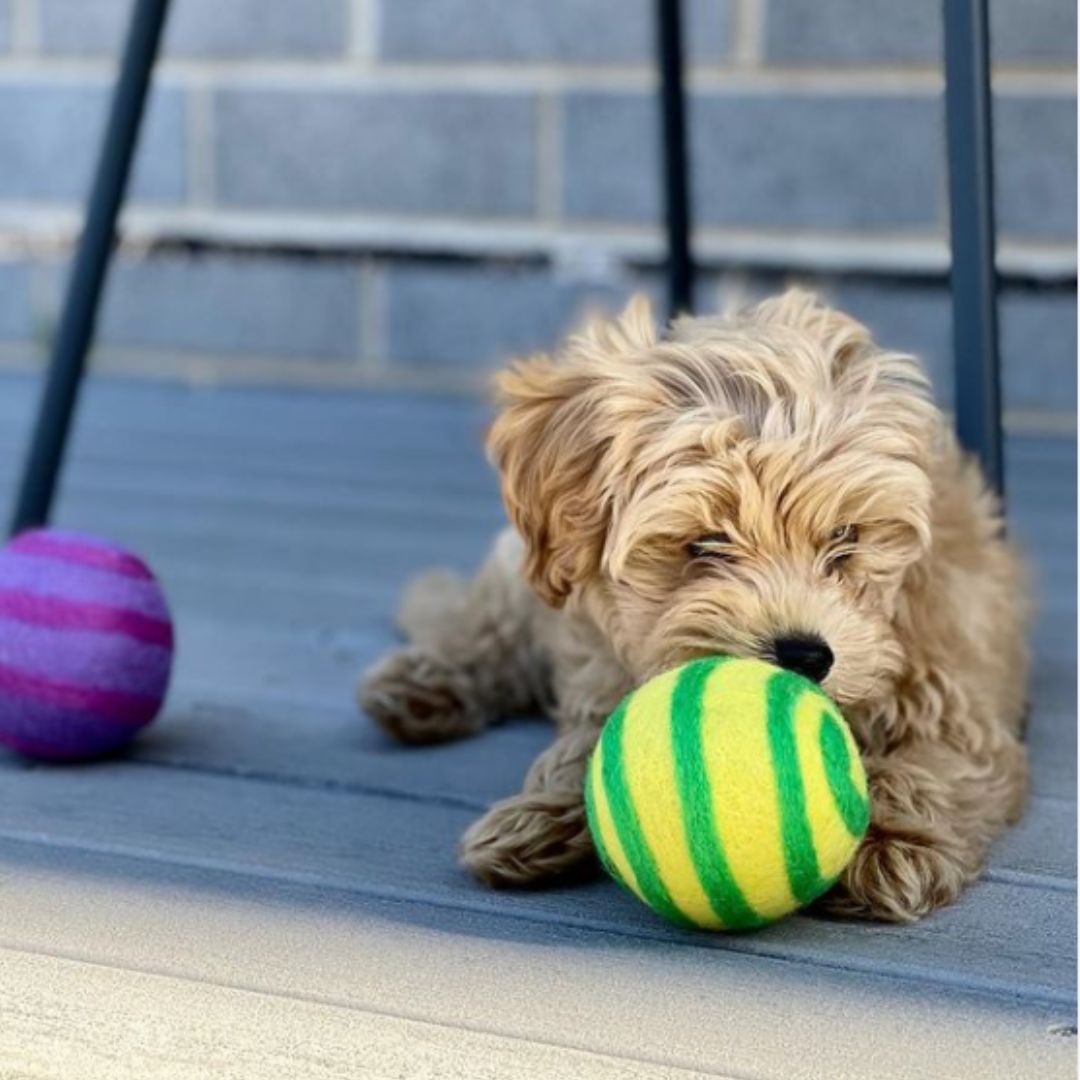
left=585, top=655, right=869, bottom=930
left=0, top=528, right=174, bottom=761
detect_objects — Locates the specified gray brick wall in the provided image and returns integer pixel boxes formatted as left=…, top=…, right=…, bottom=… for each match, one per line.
left=38, top=0, right=349, bottom=57
left=214, top=89, right=538, bottom=216
left=0, top=82, right=186, bottom=202
left=791, top=278, right=1078, bottom=415
left=563, top=93, right=945, bottom=228
left=382, top=264, right=1078, bottom=414
left=0, top=0, right=1073, bottom=426
left=0, top=260, right=33, bottom=342
left=996, top=96, right=1078, bottom=237
left=88, top=255, right=361, bottom=361
left=766, top=0, right=1077, bottom=64
left=999, top=290, right=1078, bottom=413
left=382, top=263, right=655, bottom=372
left=1, top=248, right=1072, bottom=418
left=378, top=0, right=732, bottom=64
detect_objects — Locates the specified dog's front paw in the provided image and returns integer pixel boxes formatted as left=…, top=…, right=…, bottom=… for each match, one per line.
left=821, top=825, right=969, bottom=922
left=359, top=646, right=486, bottom=745
left=460, top=793, right=595, bottom=887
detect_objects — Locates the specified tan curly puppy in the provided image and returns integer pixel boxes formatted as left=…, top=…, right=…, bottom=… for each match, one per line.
left=361, top=289, right=1030, bottom=922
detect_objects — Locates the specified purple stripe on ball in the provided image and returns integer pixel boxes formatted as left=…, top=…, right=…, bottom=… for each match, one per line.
left=0, top=694, right=145, bottom=760
left=11, top=529, right=154, bottom=580
left=0, top=552, right=170, bottom=620
left=0, top=528, right=173, bottom=760
left=0, top=660, right=162, bottom=726
left=0, top=617, right=171, bottom=698
left=0, top=588, right=173, bottom=647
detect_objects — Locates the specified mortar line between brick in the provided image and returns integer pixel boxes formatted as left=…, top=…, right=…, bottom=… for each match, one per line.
left=0, top=59, right=1071, bottom=95
left=348, top=0, right=376, bottom=65
left=26, top=254, right=52, bottom=362
left=734, top=0, right=765, bottom=67
left=0, top=208, right=1075, bottom=280
left=536, top=92, right=562, bottom=223
left=359, top=258, right=385, bottom=376
left=188, top=83, right=216, bottom=209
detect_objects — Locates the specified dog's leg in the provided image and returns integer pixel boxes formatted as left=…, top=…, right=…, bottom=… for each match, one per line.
left=459, top=643, right=629, bottom=886
left=821, top=732, right=1028, bottom=922
left=359, top=531, right=541, bottom=745
left=458, top=721, right=601, bottom=886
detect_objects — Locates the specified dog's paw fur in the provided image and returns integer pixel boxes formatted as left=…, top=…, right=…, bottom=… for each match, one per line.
left=460, top=793, right=594, bottom=887
left=359, top=646, right=486, bottom=745
left=821, top=825, right=968, bottom=922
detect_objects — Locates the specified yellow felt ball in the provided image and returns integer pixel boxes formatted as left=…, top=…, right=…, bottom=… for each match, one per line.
left=584, top=656, right=870, bottom=930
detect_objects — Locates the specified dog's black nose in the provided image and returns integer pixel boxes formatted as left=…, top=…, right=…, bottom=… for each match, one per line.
left=772, top=635, right=833, bottom=683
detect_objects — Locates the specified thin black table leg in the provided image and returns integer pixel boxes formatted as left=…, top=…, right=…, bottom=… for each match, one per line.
left=9, top=0, right=172, bottom=536
left=655, top=0, right=695, bottom=320
left=944, top=0, right=1004, bottom=496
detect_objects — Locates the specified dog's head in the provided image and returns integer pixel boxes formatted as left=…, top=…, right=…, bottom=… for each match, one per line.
left=488, top=289, right=939, bottom=708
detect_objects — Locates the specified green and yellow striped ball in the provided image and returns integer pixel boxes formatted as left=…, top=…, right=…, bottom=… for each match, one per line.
left=584, top=656, right=870, bottom=930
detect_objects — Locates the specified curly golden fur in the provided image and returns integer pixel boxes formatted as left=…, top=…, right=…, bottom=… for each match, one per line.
left=361, top=289, right=1030, bottom=922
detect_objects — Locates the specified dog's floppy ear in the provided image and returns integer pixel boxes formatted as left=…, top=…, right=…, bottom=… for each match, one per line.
left=487, top=294, right=656, bottom=607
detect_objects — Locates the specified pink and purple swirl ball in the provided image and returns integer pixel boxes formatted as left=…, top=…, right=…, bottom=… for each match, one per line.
left=0, top=528, right=173, bottom=760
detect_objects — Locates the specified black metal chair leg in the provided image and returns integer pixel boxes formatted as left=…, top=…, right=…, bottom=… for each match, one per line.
left=944, top=0, right=1004, bottom=496
left=9, top=0, right=173, bottom=536
left=655, top=0, right=695, bottom=320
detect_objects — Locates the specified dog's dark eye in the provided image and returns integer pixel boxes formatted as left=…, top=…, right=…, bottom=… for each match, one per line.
left=686, top=532, right=735, bottom=561
left=826, top=524, right=859, bottom=571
